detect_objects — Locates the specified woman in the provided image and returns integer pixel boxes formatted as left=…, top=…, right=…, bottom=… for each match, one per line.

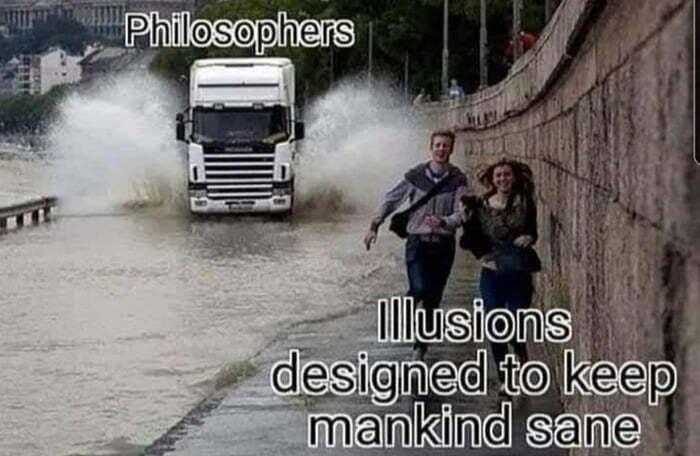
left=462, top=158, right=540, bottom=395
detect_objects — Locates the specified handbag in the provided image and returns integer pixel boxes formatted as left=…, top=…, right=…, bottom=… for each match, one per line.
left=459, top=216, right=492, bottom=257
left=458, top=196, right=492, bottom=256
left=388, top=211, right=411, bottom=238
left=388, top=176, right=451, bottom=239
left=493, top=243, right=542, bottom=273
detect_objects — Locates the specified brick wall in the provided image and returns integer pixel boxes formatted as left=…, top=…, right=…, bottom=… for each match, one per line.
left=423, top=1, right=697, bottom=454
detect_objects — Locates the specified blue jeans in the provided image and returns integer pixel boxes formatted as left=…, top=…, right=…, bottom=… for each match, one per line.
left=406, top=235, right=455, bottom=349
left=479, top=268, right=534, bottom=382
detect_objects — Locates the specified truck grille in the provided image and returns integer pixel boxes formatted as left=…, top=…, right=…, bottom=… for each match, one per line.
left=203, top=143, right=275, bottom=200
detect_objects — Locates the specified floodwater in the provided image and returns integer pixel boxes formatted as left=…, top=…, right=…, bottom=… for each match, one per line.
left=0, top=75, right=450, bottom=455
left=0, top=143, right=47, bottom=206
left=0, top=196, right=409, bottom=455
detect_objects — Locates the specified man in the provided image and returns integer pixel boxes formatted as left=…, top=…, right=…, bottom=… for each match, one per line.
left=364, top=130, right=470, bottom=360
left=505, top=31, right=539, bottom=60
left=448, top=79, right=465, bottom=100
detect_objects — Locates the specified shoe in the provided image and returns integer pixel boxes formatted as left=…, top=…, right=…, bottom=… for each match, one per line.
left=412, top=347, right=427, bottom=361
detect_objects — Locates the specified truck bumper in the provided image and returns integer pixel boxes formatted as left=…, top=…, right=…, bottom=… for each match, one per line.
left=189, top=196, right=292, bottom=214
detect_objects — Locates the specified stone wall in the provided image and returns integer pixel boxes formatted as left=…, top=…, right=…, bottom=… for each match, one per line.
left=423, top=1, right=697, bottom=454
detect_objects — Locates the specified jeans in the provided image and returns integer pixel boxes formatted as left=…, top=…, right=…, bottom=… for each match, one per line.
left=479, top=267, right=534, bottom=382
left=405, top=235, right=456, bottom=349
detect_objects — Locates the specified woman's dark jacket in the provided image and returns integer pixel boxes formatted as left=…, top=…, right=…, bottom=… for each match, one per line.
left=461, top=193, right=538, bottom=262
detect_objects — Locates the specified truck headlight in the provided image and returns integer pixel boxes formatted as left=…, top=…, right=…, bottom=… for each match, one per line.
left=272, top=188, right=290, bottom=196
left=190, top=189, right=207, bottom=198
left=272, top=181, right=292, bottom=196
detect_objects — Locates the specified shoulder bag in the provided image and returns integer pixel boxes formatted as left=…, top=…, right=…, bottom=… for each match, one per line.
left=493, top=242, right=542, bottom=273
left=388, top=177, right=451, bottom=239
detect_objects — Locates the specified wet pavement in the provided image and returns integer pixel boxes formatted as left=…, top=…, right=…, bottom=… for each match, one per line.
left=145, top=253, right=566, bottom=456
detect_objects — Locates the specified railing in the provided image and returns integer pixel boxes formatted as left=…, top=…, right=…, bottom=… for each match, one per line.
left=0, top=196, right=57, bottom=233
left=416, top=0, right=598, bottom=131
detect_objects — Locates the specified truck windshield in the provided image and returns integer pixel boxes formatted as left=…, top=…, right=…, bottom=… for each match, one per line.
left=193, top=106, right=288, bottom=144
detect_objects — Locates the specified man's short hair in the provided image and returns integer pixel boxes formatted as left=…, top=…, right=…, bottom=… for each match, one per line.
left=430, top=129, right=456, bottom=151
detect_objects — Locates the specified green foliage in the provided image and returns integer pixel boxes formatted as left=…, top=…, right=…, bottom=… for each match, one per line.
left=24, top=17, right=92, bottom=55
left=151, top=0, right=550, bottom=102
left=0, top=16, right=92, bottom=63
left=0, top=84, right=71, bottom=133
left=0, top=16, right=90, bottom=133
left=0, top=36, right=15, bottom=63
left=213, top=360, right=258, bottom=390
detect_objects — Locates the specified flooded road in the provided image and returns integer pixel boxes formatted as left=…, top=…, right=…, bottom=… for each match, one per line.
left=0, top=74, right=440, bottom=455
left=0, top=209, right=409, bottom=455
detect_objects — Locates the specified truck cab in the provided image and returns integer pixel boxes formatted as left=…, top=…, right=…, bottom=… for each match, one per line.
left=176, top=58, right=304, bottom=214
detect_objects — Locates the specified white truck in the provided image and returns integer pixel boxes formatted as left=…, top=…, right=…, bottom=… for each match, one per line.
left=176, top=58, right=304, bottom=214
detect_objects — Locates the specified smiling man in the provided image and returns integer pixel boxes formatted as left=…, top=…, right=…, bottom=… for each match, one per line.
left=364, top=130, right=471, bottom=361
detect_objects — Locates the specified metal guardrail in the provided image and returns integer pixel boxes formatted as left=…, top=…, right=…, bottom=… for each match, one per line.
left=0, top=196, right=58, bottom=232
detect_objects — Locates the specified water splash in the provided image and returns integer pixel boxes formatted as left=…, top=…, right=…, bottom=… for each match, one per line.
left=296, top=78, right=430, bottom=214
left=43, top=74, right=430, bottom=217
left=45, top=73, right=187, bottom=215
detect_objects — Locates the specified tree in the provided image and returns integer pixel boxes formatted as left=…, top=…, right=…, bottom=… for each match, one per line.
left=24, top=16, right=92, bottom=55
left=0, top=16, right=92, bottom=62
left=0, top=85, right=69, bottom=133
left=151, top=0, right=550, bottom=100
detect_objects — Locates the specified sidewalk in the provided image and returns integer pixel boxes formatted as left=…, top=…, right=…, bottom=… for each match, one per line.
left=145, top=255, right=565, bottom=456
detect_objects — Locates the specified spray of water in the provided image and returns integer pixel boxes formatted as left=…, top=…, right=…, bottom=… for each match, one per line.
left=43, top=73, right=430, bottom=217
left=296, top=78, right=430, bottom=215
left=45, top=73, right=187, bottom=215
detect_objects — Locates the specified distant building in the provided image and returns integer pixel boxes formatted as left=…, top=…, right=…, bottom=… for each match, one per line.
left=15, top=47, right=82, bottom=95
left=0, top=1, right=198, bottom=39
left=79, top=45, right=137, bottom=82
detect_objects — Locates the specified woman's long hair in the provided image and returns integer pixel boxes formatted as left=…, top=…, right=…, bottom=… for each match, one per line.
left=477, top=158, right=535, bottom=202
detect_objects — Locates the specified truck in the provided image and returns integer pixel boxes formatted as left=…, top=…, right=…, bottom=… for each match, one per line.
left=175, top=58, right=304, bottom=215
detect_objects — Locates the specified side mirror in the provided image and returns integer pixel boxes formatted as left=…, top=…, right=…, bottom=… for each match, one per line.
left=294, top=121, right=305, bottom=140
left=176, top=113, right=185, bottom=142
